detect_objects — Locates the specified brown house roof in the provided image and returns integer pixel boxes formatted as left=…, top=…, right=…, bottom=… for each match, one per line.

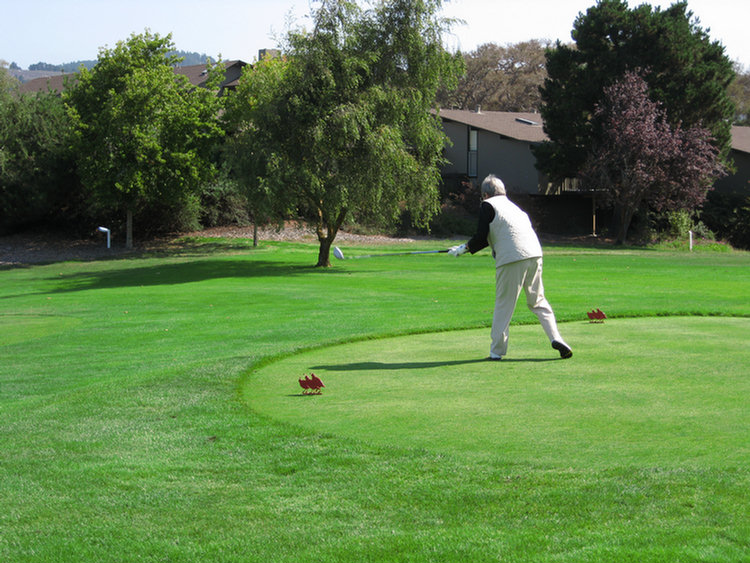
left=18, top=60, right=247, bottom=95
left=438, top=109, right=548, bottom=144
left=731, top=126, right=750, bottom=154
left=439, top=109, right=750, bottom=155
left=18, top=73, right=78, bottom=95
left=172, top=60, right=246, bottom=88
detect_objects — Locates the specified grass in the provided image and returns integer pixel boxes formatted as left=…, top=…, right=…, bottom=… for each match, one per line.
left=1, top=238, right=749, bottom=562
left=249, top=317, right=750, bottom=469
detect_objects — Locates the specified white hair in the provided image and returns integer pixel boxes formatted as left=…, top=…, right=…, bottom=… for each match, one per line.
left=481, top=174, right=506, bottom=197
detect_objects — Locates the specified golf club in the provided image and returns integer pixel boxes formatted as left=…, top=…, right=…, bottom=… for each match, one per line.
left=333, top=246, right=450, bottom=260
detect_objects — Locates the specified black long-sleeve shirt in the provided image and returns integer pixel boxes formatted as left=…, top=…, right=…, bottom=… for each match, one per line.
left=467, top=201, right=495, bottom=254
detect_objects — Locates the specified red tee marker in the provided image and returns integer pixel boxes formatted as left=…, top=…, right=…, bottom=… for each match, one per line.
left=587, top=309, right=607, bottom=323
left=299, top=373, right=324, bottom=394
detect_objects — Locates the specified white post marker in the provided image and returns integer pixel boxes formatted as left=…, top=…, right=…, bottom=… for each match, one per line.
left=97, top=226, right=111, bottom=249
left=689, top=230, right=693, bottom=252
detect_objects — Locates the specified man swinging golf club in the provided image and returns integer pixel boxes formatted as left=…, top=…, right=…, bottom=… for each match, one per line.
left=449, top=174, right=572, bottom=361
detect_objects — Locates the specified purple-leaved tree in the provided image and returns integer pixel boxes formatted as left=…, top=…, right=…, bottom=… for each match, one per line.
left=581, top=70, right=727, bottom=244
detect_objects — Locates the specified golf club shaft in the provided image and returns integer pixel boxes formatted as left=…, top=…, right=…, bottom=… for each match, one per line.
left=344, top=249, right=449, bottom=259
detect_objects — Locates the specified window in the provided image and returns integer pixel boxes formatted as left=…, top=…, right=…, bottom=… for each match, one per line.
left=468, top=128, right=478, bottom=177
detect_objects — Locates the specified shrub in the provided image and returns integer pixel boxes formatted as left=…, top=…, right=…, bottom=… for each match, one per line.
left=701, top=190, right=750, bottom=250
left=200, top=179, right=251, bottom=228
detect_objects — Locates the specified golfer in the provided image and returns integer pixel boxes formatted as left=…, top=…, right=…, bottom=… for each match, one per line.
left=449, top=174, right=572, bottom=361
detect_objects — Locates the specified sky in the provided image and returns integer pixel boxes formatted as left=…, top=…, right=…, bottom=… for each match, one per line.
left=2, top=0, right=748, bottom=70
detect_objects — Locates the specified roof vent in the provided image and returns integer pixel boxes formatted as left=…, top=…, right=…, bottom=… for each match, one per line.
left=515, top=117, right=538, bottom=126
left=476, top=105, right=481, bottom=114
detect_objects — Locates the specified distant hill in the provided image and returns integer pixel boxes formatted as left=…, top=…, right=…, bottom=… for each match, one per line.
left=28, top=60, right=97, bottom=73
left=173, top=50, right=216, bottom=65
left=8, top=69, right=67, bottom=83
left=9, top=50, right=218, bottom=83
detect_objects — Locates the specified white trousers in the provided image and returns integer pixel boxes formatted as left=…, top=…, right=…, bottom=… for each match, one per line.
left=491, top=257, right=562, bottom=357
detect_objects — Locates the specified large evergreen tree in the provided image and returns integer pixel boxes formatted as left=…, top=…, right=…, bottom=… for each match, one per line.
left=536, top=0, right=735, bottom=183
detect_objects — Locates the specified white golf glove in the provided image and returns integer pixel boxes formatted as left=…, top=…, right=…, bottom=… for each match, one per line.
left=448, top=243, right=468, bottom=257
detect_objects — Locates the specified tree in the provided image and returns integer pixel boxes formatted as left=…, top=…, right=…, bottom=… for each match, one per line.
left=65, top=31, right=223, bottom=248
left=234, top=0, right=463, bottom=266
left=728, top=62, right=750, bottom=125
left=580, top=71, right=726, bottom=243
left=536, top=0, right=735, bottom=183
left=438, top=40, right=550, bottom=112
left=222, top=56, right=292, bottom=247
left=1, top=64, right=76, bottom=233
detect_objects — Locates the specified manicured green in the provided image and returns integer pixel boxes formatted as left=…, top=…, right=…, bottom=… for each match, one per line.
left=250, top=317, right=750, bottom=469
left=1, top=239, right=749, bottom=562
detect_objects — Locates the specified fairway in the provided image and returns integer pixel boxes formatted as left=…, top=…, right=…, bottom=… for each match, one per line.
left=3, top=240, right=750, bottom=563
left=248, top=317, right=750, bottom=469
left=0, top=313, right=82, bottom=346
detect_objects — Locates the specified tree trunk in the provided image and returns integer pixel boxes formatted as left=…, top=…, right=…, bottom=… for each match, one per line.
left=315, top=207, right=347, bottom=267
left=316, top=237, right=333, bottom=267
left=616, top=205, right=634, bottom=245
left=126, top=208, right=134, bottom=250
left=253, top=221, right=258, bottom=248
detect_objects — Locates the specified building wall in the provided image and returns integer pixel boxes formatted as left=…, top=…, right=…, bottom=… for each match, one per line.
left=477, top=131, right=540, bottom=194
left=713, top=149, right=750, bottom=194
left=225, top=65, right=243, bottom=84
left=442, top=121, right=468, bottom=175
left=440, top=120, right=542, bottom=194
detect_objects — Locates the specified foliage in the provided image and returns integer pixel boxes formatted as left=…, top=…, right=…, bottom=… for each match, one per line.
left=1, top=67, right=77, bottom=233
left=438, top=39, right=551, bottom=112
left=728, top=62, right=750, bottom=125
left=28, top=61, right=65, bottom=71
left=64, top=31, right=224, bottom=248
left=537, top=0, right=736, bottom=182
left=170, top=50, right=215, bottom=66
left=648, top=208, right=715, bottom=245
left=580, top=70, right=726, bottom=243
left=423, top=176, right=481, bottom=236
left=199, top=178, right=252, bottom=229
left=232, top=0, right=464, bottom=266
left=222, top=56, right=292, bottom=244
left=662, top=209, right=696, bottom=239
left=701, top=189, right=750, bottom=249
left=25, top=51, right=211, bottom=74
left=28, top=60, right=97, bottom=72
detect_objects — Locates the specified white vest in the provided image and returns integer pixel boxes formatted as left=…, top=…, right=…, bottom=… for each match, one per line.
left=486, top=196, right=543, bottom=268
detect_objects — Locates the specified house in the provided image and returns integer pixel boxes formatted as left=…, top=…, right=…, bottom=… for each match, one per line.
left=172, top=60, right=247, bottom=95
left=438, top=108, right=750, bottom=234
left=17, top=60, right=248, bottom=96
left=714, top=126, right=750, bottom=194
left=439, top=108, right=750, bottom=195
left=18, top=72, right=77, bottom=95
left=439, top=109, right=550, bottom=194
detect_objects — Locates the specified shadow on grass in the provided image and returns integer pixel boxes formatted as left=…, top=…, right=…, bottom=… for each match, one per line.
left=2, top=258, right=341, bottom=297
left=311, top=357, right=557, bottom=371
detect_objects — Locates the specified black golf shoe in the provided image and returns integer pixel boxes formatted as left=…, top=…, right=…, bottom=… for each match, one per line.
left=552, top=341, right=573, bottom=359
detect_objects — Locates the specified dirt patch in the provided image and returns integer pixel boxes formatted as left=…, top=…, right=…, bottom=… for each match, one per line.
left=1, top=223, right=612, bottom=268
left=0, top=224, right=432, bottom=267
